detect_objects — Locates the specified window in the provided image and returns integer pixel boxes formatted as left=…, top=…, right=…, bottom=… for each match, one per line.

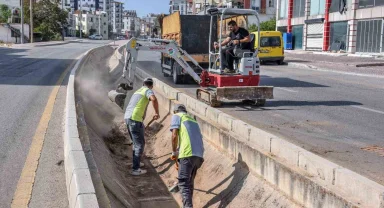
left=269, top=0, right=275, bottom=7
left=356, top=19, right=382, bottom=53
left=260, top=37, right=281, bottom=47
left=310, top=0, right=325, bottom=15
left=359, top=0, right=384, bottom=7
left=330, top=21, right=348, bottom=51
left=293, top=0, right=305, bottom=17
left=278, top=0, right=288, bottom=19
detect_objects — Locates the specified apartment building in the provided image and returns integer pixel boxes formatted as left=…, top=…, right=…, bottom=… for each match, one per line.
left=111, top=1, right=123, bottom=34
left=169, top=0, right=194, bottom=14
left=276, top=0, right=384, bottom=53
left=169, top=0, right=275, bottom=22
left=74, top=11, right=109, bottom=39
left=122, top=10, right=141, bottom=37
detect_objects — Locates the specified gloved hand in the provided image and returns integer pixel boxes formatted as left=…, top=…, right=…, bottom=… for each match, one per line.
left=171, top=151, right=178, bottom=161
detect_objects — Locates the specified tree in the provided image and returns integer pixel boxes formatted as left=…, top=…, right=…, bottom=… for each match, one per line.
left=23, top=0, right=68, bottom=41
left=76, top=30, right=85, bottom=38
left=0, top=4, right=11, bottom=23
left=249, top=18, right=276, bottom=32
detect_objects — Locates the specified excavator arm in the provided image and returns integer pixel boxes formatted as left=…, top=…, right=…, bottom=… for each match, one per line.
left=122, top=38, right=203, bottom=87
left=108, top=38, right=205, bottom=109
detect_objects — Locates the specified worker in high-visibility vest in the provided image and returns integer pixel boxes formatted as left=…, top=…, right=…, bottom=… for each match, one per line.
left=170, top=104, right=204, bottom=208
left=125, top=78, right=159, bottom=176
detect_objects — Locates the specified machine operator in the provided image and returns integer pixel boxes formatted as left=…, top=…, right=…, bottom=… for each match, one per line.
left=214, top=20, right=251, bottom=73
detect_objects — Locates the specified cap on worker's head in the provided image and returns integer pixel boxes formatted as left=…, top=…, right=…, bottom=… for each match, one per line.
left=143, top=77, right=154, bottom=86
left=173, top=104, right=187, bottom=113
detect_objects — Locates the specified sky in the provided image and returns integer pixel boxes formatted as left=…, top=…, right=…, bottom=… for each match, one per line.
left=124, top=0, right=170, bottom=18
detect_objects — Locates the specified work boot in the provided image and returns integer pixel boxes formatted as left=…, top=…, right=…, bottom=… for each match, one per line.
left=128, top=162, right=145, bottom=168
left=224, top=68, right=235, bottom=73
left=130, top=168, right=147, bottom=176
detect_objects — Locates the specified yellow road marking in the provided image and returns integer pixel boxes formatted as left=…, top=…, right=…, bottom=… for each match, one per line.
left=11, top=63, right=74, bottom=208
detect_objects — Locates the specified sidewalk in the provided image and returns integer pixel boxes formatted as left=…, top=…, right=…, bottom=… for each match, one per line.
left=284, top=50, right=384, bottom=77
left=4, top=38, right=83, bottom=49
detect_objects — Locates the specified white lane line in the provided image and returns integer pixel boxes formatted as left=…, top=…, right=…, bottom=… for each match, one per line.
left=276, top=87, right=298, bottom=93
left=351, top=105, right=384, bottom=115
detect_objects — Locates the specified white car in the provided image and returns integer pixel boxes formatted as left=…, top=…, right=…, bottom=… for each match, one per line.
left=94, top=35, right=103, bottom=40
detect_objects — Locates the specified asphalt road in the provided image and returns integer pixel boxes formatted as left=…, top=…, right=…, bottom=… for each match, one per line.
left=0, top=40, right=110, bottom=207
left=136, top=49, right=384, bottom=185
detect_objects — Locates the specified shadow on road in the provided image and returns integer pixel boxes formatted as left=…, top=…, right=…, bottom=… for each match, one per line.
left=260, top=75, right=329, bottom=88
left=0, top=47, right=75, bottom=86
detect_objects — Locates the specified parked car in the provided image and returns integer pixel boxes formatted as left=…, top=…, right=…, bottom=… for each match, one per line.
left=89, top=34, right=96, bottom=40
left=94, top=35, right=103, bottom=40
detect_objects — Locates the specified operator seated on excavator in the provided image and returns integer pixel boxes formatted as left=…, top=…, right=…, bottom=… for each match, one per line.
left=214, top=20, right=252, bottom=73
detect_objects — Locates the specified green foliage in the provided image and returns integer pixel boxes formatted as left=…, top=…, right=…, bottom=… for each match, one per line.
left=24, top=0, right=68, bottom=41
left=249, top=18, right=276, bottom=32
left=76, top=30, right=85, bottom=38
left=0, top=4, right=11, bottom=23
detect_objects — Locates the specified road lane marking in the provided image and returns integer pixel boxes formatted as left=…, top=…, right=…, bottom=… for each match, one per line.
left=351, top=105, right=384, bottom=115
left=276, top=87, right=298, bottom=93
left=11, top=62, right=74, bottom=207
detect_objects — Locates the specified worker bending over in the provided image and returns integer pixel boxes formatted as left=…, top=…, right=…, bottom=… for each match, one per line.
left=214, top=20, right=251, bottom=73
left=170, top=104, right=204, bottom=208
left=124, top=78, right=160, bottom=176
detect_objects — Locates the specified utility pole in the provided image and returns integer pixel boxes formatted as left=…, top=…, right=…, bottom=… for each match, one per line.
left=21, top=0, right=24, bottom=44
left=30, top=0, right=33, bottom=43
left=79, top=0, right=82, bottom=38
left=62, top=0, right=64, bottom=41
left=204, top=0, right=207, bottom=15
left=99, top=13, right=101, bottom=36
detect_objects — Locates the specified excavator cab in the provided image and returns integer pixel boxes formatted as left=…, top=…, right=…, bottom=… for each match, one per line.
left=195, top=8, right=273, bottom=107
left=207, top=8, right=261, bottom=75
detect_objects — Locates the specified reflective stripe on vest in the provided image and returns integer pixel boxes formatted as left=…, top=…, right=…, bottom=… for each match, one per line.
left=176, top=113, right=204, bottom=159
left=130, top=87, right=150, bottom=122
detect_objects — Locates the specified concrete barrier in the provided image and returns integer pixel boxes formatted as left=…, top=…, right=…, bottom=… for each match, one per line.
left=134, top=71, right=384, bottom=208
left=64, top=48, right=102, bottom=208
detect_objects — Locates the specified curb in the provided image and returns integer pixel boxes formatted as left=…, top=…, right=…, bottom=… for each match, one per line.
left=287, top=62, right=384, bottom=79
left=134, top=64, right=384, bottom=207
left=64, top=48, right=101, bottom=208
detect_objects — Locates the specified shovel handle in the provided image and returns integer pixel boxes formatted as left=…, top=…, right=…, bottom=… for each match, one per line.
left=145, top=118, right=155, bottom=129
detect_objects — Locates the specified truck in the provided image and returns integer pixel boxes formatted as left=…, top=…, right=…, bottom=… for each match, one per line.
left=160, top=12, right=217, bottom=84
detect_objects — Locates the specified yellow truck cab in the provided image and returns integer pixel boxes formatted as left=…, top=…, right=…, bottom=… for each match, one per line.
left=252, top=31, right=284, bottom=65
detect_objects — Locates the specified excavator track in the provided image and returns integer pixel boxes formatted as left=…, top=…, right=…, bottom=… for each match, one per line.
left=196, top=88, right=222, bottom=107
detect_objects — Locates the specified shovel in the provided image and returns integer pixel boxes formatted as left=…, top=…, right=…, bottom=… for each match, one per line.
left=168, top=156, right=180, bottom=193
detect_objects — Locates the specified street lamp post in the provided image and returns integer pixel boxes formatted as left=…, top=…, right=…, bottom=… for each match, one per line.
left=30, top=0, right=33, bottom=43
left=20, top=0, right=24, bottom=44
left=204, top=0, right=207, bottom=15
left=79, top=0, right=82, bottom=39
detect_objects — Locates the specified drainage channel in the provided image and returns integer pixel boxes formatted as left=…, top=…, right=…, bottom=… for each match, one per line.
left=74, top=45, right=301, bottom=208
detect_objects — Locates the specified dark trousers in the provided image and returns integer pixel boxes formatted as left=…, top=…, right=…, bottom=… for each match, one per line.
left=178, top=156, right=204, bottom=208
left=221, top=46, right=235, bottom=70
left=127, top=119, right=145, bottom=170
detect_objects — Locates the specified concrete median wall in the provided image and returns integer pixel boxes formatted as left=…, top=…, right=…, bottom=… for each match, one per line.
left=69, top=44, right=384, bottom=207
left=133, top=60, right=384, bottom=208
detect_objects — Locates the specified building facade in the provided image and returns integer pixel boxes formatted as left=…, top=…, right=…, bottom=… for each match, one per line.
left=141, top=14, right=159, bottom=37
left=276, top=0, right=384, bottom=53
left=169, top=0, right=194, bottom=14
left=122, top=10, right=141, bottom=37
left=74, top=11, right=109, bottom=39
left=169, top=0, right=275, bottom=22
left=112, top=1, right=123, bottom=34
